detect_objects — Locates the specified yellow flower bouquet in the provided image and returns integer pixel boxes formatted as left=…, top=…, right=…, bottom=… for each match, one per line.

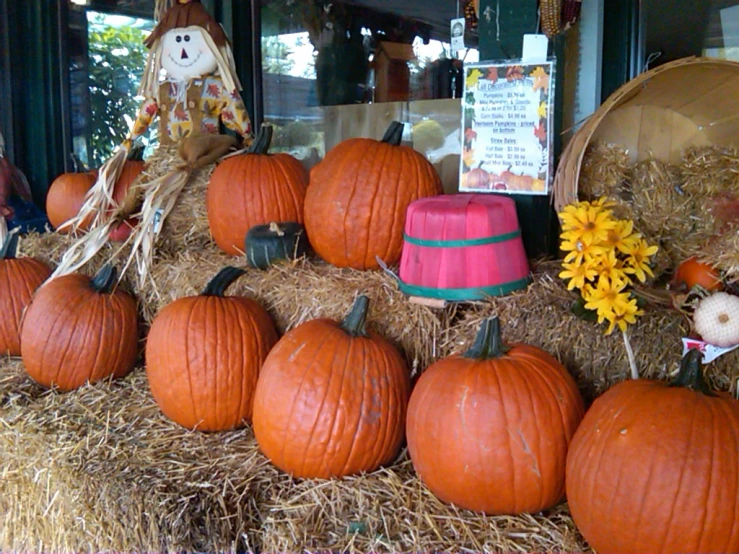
left=558, top=198, right=659, bottom=377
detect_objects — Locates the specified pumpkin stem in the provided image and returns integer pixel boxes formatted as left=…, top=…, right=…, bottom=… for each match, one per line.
left=91, top=263, right=118, bottom=294
left=340, top=295, right=370, bottom=337
left=381, top=121, right=405, bottom=146
left=247, top=125, right=274, bottom=155
left=201, top=266, right=245, bottom=297
left=127, top=143, right=145, bottom=161
left=669, top=348, right=716, bottom=396
left=463, top=317, right=510, bottom=359
left=0, top=232, right=19, bottom=260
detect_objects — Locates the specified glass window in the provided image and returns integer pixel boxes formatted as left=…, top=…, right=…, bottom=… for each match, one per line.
left=68, top=1, right=155, bottom=168
left=260, top=0, right=479, bottom=192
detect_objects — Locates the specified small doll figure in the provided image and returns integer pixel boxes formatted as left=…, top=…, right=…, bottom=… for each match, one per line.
left=129, top=0, right=252, bottom=148
left=56, top=0, right=253, bottom=284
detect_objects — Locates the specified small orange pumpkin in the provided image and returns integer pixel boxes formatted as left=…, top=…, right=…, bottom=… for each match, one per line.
left=146, top=266, right=278, bottom=431
left=20, top=264, right=139, bottom=391
left=0, top=233, right=52, bottom=356
left=672, top=256, right=723, bottom=292
left=406, top=317, right=584, bottom=514
left=207, top=125, right=308, bottom=256
left=304, top=121, right=443, bottom=269
left=252, top=295, right=411, bottom=478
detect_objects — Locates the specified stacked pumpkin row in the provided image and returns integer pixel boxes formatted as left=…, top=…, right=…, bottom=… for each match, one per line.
left=3, top=230, right=739, bottom=552
left=47, top=122, right=443, bottom=272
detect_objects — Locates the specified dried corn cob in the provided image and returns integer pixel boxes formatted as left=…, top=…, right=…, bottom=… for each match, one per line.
left=540, top=0, right=563, bottom=38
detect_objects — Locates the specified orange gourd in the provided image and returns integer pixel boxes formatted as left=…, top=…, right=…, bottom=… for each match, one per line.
left=146, top=267, right=278, bottom=431
left=406, top=317, right=584, bottom=514
left=566, top=348, right=739, bottom=553
left=304, top=121, right=442, bottom=270
left=672, top=256, right=723, bottom=292
left=0, top=233, right=52, bottom=356
left=20, top=264, right=139, bottom=391
left=207, top=126, right=308, bottom=256
left=252, top=295, right=411, bottom=478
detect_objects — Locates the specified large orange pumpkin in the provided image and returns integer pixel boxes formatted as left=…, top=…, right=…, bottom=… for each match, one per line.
left=304, top=121, right=442, bottom=269
left=46, top=165, right=96, bottom=231
left=20, top=264, right=139, bottom=391
left=146, top=266, right=278, bottom=431
left=0, top=233, right=52, bottom=356
left=207, top=126, right=308, bottom=256
left=406, top=317, right=584, bottom=514
left=566, top=348, right=739, bottom=554
left=252, top=295, right=411, bottom=478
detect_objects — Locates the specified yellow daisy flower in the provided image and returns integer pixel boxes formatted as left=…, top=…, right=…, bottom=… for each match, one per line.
left=623, top=238, right=659, bottom=283
left=583, top=275, right=632, bottom=320
left=604, top=300, right=644, bottom=335
left=561, top=238, right=608, bottom=266
left=594, top=249, right=629, bottom=283
left=558, top=204, right=616, bottom=246
left=604, top=219, right=639, bottom=255
left=559, top=259, right=598, bottom=291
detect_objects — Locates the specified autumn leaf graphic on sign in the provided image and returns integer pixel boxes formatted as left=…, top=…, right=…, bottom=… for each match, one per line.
left=486, top=67, right=499, bottom=83
left=531, top=66, right=549, bottom=92
left=534, top=124, right=547, bottom=141
left=466, top=68, right=483, bottom=88
left=538, top=101, right=547, bottom=119
left=462, top=147, right=476, bottom=168
left=465, top=128, right=477, bottom=142
left=506, top=65, right=524, bottom=81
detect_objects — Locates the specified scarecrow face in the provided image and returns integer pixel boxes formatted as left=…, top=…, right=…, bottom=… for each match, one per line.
left=160, top=28, right=218, bottom=80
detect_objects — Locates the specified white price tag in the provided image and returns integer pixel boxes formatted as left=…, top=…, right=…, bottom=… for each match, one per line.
left=522, top=34, right=549, bottom=62
left=681, top=337, right=739, bottom=364
left=450, top=17, right=466, bottom=51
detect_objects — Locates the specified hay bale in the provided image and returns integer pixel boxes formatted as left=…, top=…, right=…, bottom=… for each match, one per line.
left=4, top=260, right=739, bottom=552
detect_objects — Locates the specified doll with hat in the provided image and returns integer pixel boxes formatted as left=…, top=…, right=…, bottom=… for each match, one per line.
left=55, top=0, right=253, bottom=285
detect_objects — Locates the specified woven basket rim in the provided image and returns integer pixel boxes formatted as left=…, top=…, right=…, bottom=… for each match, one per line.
left=552, top=56, right=739, bottom=211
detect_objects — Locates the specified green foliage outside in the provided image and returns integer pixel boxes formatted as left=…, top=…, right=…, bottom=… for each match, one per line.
left=88, top=14, right=154, bottom=166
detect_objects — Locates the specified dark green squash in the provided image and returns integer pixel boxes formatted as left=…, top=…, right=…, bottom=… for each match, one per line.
left=245, top=221, right=309, bottom=270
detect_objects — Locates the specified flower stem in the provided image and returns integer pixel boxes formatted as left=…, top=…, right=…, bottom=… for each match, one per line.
left=622, top=328, right=639, bottom=379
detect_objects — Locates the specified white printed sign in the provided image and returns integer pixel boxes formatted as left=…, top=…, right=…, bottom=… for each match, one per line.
left=460, top=60, right=553, bottom=195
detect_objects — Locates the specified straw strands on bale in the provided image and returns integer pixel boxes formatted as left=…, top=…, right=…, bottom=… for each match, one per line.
left=3, top=251, right=739, bottom=551
left=575, top=141, right=739, bottom=280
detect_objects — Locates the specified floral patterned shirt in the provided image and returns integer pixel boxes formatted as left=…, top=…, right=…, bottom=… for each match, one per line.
left=125, top=75, right=252, bottom=147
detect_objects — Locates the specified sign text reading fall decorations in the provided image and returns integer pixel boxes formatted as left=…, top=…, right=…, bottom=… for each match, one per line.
left=460, top=60, right=554, bottom=195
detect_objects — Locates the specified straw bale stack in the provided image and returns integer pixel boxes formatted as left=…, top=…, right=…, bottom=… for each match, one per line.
left=4, top=143, right=739, bottom=552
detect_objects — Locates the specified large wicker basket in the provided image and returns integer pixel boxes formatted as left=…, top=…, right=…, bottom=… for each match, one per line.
left=553, top=56, right=739, bottom=211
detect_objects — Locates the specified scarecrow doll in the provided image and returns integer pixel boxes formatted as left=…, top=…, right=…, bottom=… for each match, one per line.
left=55, top=0, right=253, bottom=284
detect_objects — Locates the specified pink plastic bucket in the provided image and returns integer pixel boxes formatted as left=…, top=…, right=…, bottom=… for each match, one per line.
left=398, top=194, right=531, bottom=300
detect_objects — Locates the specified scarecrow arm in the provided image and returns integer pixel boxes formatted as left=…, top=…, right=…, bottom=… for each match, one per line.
left=122, top=97, right=159, bottom=149
left=219, top=89, right=253, bottom=147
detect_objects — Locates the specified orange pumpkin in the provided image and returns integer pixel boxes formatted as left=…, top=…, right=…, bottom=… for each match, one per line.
left=566, top=348, right=739, bottom=553
left=20, top=264, right=138, bottom=391
left=304, top=121, right=442, bottom=270
left=146, top=267, right=278, bottom=431
left=0, top=233, right=52, bottom=356
left=406, top=317, right=584, bottom=514
left=252, top=295, right=411, bottom=478
left=46, top=165, right=96, bottom=231
left=672, top=256, right=723, bottom=292
left=207, top=126, right=308, bottom=256
left=108, top=159, right=145, bottom=241
left=465, top=164, right=490, bottom=189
